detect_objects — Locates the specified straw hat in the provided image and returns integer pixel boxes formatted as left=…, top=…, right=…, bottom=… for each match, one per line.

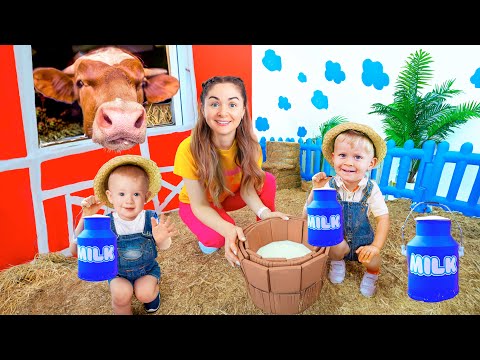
left=93, top=155, right=161, bottom=208
left=321, top=122, right=387, bottom=167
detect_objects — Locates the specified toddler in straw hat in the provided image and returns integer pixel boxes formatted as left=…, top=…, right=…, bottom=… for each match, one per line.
left=302, top=122, right=390, bottom=297
left=70, top=155, right=177, bottom=314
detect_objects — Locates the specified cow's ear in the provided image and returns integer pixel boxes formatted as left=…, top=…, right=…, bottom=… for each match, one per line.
left=33, top=68, right=76, bottom=104
left=144, top=74, right=180, bottom=103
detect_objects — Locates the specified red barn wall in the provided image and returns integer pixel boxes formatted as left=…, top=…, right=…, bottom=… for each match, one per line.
left=0, top=45, right=252, bottom=271
left=0, top=46, right=26, bottom=160
left=0, top=169, right=38, bottom=269
left=192, top=45, right=252, bottom=116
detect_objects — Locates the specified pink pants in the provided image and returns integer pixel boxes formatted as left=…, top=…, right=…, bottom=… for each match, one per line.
left=179, top=171, right=276, bottom=248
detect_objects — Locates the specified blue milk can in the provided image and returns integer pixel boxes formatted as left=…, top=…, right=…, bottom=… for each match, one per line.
left=401, top=202, right=464, bottom=302
left=77, top=214, right=118, bottom=282
left=307, top=188, right=343, bottom=246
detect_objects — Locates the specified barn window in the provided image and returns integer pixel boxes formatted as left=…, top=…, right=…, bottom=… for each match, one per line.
left=16, top=45, right=196, bottom=149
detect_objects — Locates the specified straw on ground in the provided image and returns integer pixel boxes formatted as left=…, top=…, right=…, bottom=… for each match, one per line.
left=0, top=188, right=478, bottom=315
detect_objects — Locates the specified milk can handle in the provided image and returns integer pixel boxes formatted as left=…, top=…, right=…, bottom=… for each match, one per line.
left=72, top=205, right=111, bottom=241
left=400, top=201, right=464, bottom=256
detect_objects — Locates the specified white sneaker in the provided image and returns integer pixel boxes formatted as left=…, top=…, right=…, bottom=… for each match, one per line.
left=360, top=272, right=378, bottom=297
left=329, top=260, right=346, bottom=284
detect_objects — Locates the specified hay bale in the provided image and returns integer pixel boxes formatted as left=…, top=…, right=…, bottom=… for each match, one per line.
left=301, top=179, right=312, bottom=192
left=145, top=102, right=173, bottom=127
left=262, top=142, right=301, bottom=190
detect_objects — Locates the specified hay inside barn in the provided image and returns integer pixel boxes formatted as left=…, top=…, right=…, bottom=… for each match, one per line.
left=0, top=188, right=478, bottom=315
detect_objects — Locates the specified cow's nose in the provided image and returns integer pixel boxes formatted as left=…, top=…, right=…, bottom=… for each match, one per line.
left=98, top=103, right=146, bottom=132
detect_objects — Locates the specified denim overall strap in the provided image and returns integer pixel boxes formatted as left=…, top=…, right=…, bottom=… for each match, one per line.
left=328, top=177, right=342, bottom=202
left=142, top=210, right=158, bottom=258
left=108, top=212, right=117, bottom=234
left=360, top=179, right=373, bottom=206
left=143, top=210, right=157, bottom=235
left=329, top=178, right=375, bottom=261
left=144, top=210, right=159, bottom=256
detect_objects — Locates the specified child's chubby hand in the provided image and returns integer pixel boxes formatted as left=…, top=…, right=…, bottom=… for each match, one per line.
left=80, top=195, right=104, bottom=217
left=356, top=244, right=380, bottom=264
left=304, top=172, right=333, bottom=215
left=312, top=172, right=331, bottom=189
left=151, top=213, right=177, bottom=250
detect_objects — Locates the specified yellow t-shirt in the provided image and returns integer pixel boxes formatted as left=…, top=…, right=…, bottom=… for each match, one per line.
left=173, top=136, right=263, bottom=204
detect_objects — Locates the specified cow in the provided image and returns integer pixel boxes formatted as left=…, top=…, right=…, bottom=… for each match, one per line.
left=32, top=46, right=180, bottom=151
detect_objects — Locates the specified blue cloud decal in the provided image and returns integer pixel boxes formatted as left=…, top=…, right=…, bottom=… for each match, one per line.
left=311, top=90, right=328, bottom=110
left=325, top=60, right=345, bottom=84
left=298, top=72, right=307, bottom=83
left=470, top=68, right=480, bottom=88
left=262, top=49, right=282, bottom=72
left=362, top=59, right=389, bottom=90
left=255, top=117, right=270, bottom=131
left=278, top=96, right=291, bottom=110
left=297, top=126, right=307, bottom=138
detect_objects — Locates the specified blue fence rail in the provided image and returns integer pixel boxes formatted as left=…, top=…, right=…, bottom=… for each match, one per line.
left=259, top=136, right=480, bottom=217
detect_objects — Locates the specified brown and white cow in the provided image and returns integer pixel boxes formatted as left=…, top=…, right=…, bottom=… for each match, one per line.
left=32, top=46, right=180, bottom=151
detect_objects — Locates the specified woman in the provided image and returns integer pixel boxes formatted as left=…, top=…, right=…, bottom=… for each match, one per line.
left=173, top=76, right=289, bottom=267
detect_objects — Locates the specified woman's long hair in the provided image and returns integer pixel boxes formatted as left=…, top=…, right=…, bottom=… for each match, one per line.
left=190, top=76, right=265, bottom=207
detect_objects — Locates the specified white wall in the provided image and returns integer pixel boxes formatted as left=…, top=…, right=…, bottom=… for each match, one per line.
left=252, top=45, right=480, bottom=201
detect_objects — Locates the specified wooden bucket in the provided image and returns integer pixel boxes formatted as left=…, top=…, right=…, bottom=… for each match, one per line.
left=236, top=216, right=329, bottom=314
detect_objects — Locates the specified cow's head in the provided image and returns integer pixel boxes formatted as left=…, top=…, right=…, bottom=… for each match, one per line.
left=32, top=47, right=180, bottom=151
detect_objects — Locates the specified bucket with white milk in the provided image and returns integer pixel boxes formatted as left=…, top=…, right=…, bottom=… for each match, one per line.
left=236, top=216, right=329, bottom=314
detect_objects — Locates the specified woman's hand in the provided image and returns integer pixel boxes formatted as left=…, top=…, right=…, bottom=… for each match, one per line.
left=81, top=195, right=104, bottom=217
left=224, top=225, right=246, bottom=267
left=260, top=209, right=290, bottom=221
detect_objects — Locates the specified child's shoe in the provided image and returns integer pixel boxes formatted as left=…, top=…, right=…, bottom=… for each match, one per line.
left=198, top=241, right=219, bottom=254
left=144, top=293, right=161, bottom=313
left=329, top=260, right=346, bottom=284
left=360, top=272, right=378, bottom=297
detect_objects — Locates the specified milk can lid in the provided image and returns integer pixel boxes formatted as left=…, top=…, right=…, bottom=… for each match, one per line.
left=313, top=188, right=336, bottom=191
left=414, top=215, right=449, bottom=221
left=84, top=214, right=110, bottom=218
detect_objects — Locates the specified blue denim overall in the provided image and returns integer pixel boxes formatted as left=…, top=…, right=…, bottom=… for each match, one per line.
left=108, top=210, right=161, bottom=285
left=329, top=177, right=374, bottom=261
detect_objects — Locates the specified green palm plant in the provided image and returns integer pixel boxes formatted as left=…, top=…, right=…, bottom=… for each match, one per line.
left=315, top=115, right=348, bottom=171
left=369, top=49, right=480, bottom=182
